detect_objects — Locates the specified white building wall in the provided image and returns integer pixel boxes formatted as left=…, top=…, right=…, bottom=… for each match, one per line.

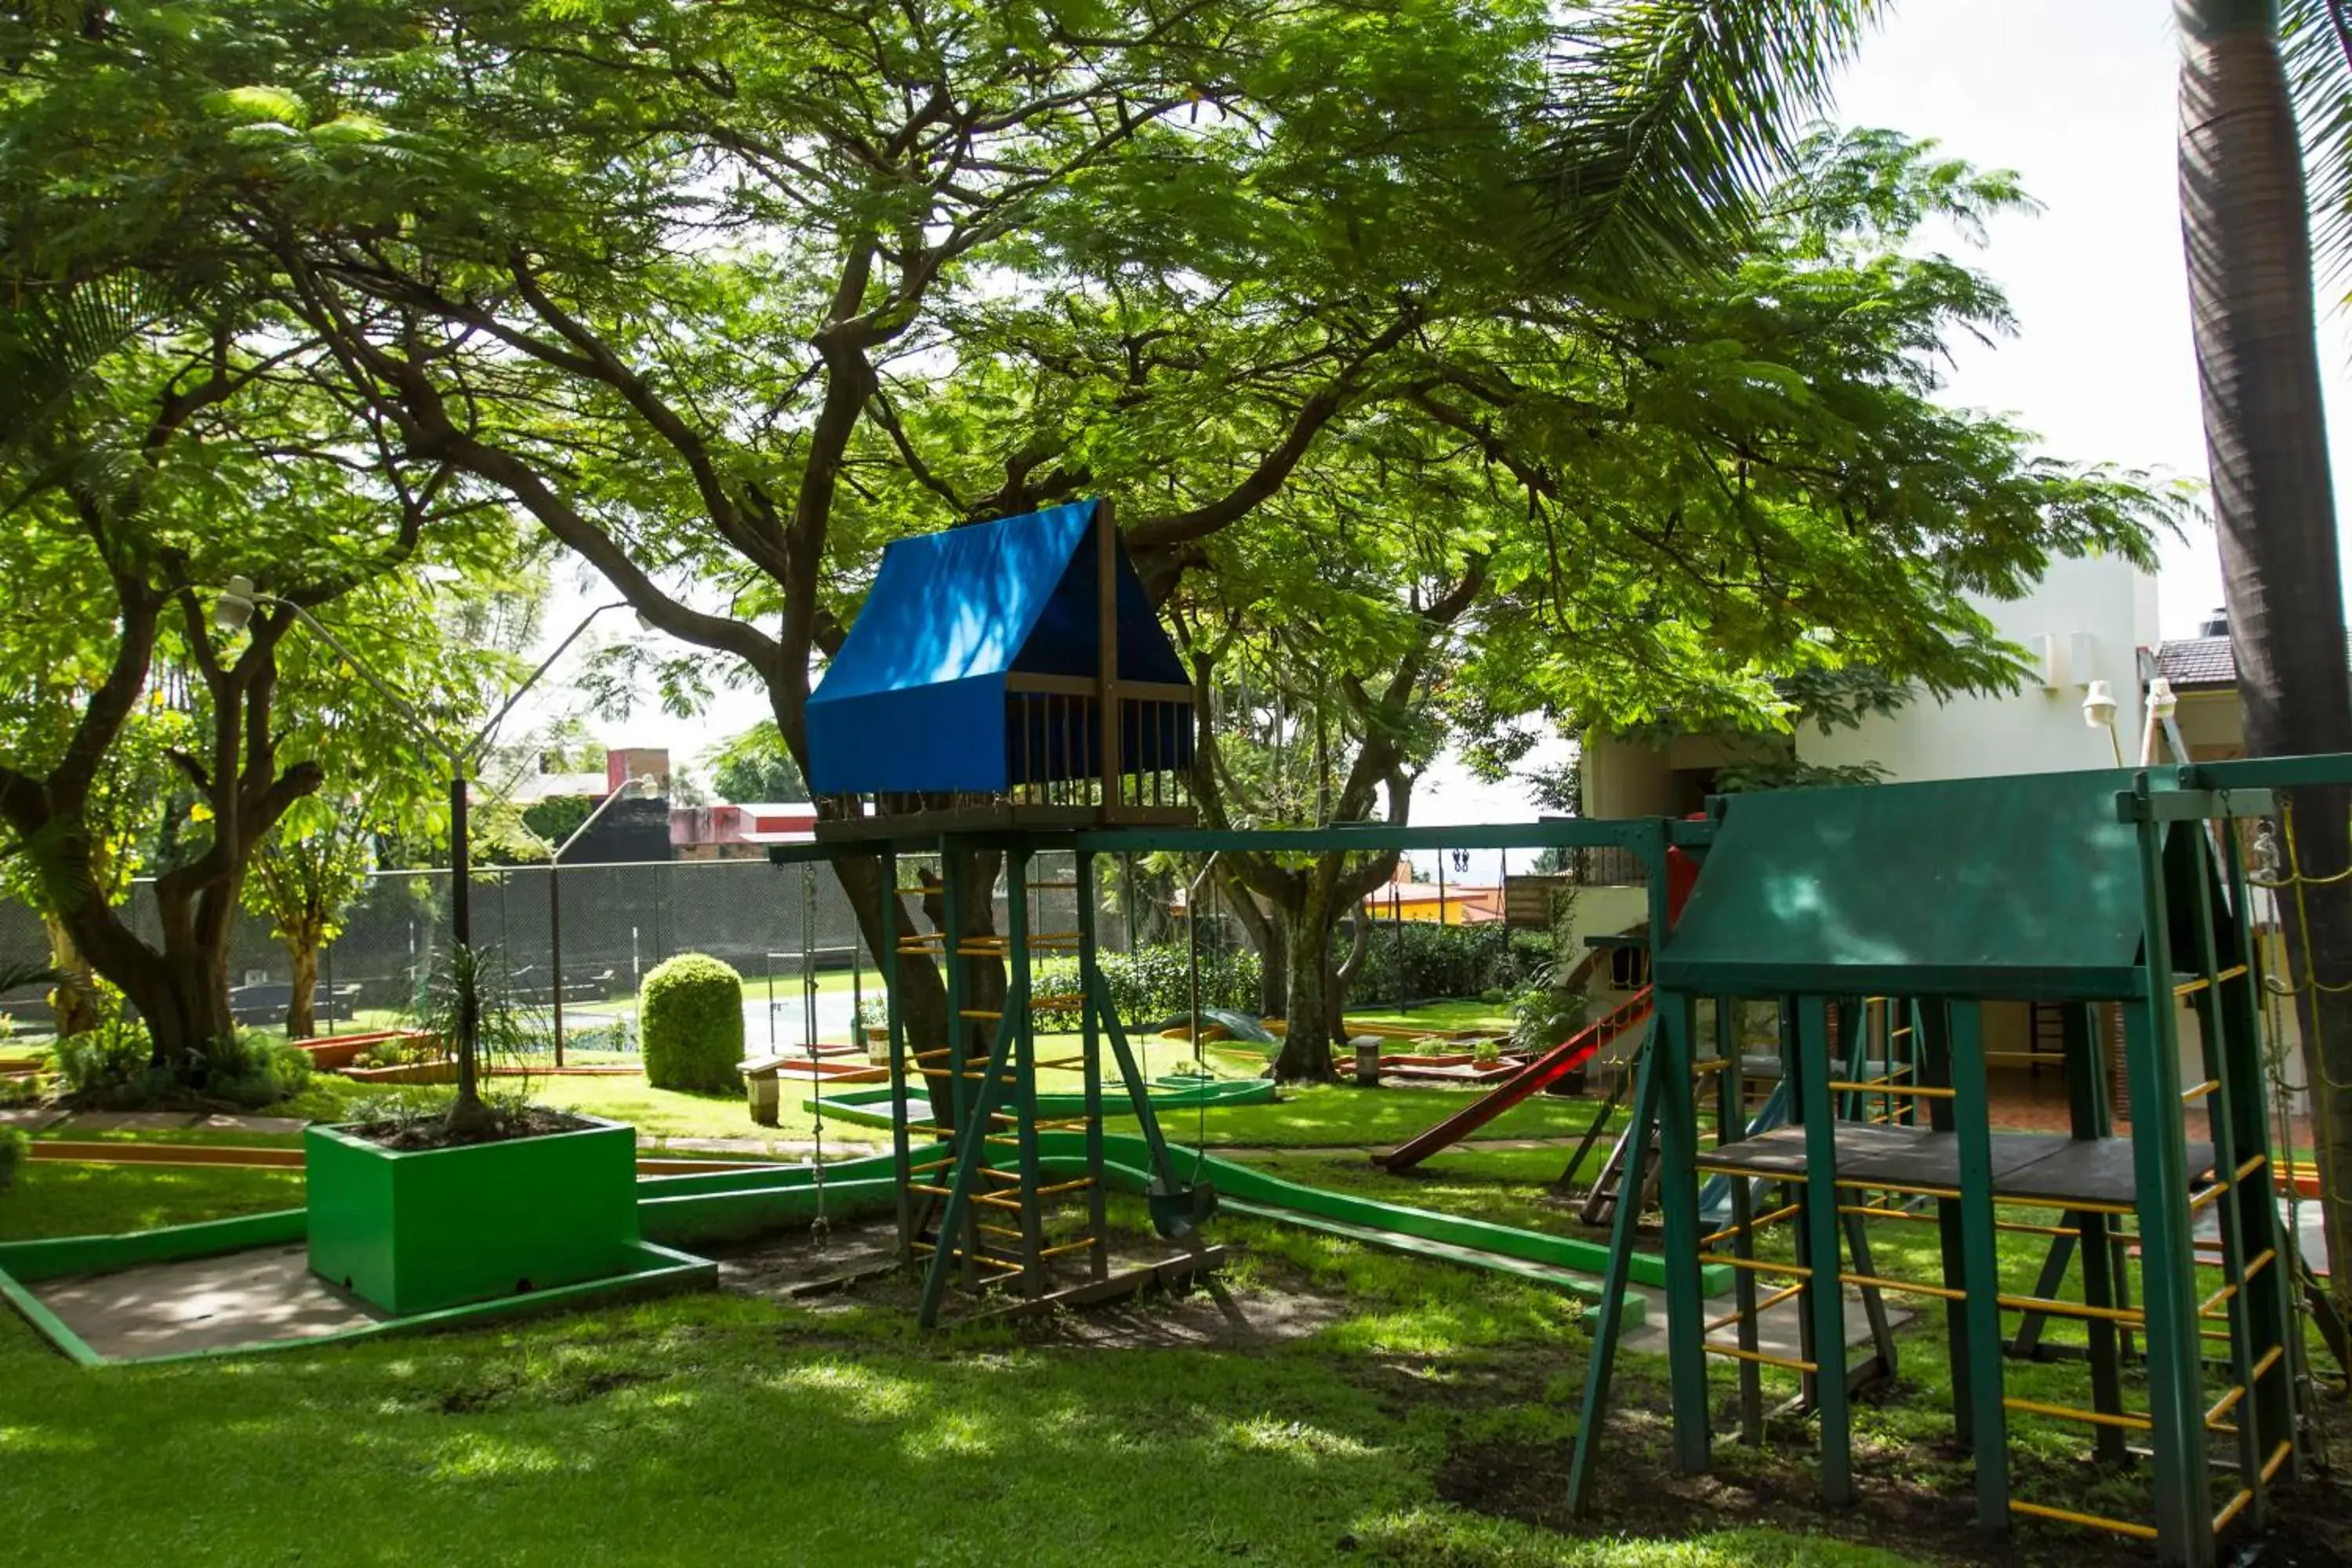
left=1799, top=553, right=2162, bottom=783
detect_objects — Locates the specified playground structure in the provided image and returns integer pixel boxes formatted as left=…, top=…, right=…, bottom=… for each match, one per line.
left=1555, top=761, right=2322, bottom=1568
left=5, top=499, right=2335, bottom=1568
left=777, top=498, right=1700, bottom=1324
left=786, top=501, right=2323, bottom=1563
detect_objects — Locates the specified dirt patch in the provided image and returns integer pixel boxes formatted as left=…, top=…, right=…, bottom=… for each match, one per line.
left=708, top=1217, right=906, bottom=1298
left=1435, top=1408, right=2352, bottom=1568
left=707, top=1218, right=1351, bottom=1347
left=344, top=1105, right=593, bottom=1150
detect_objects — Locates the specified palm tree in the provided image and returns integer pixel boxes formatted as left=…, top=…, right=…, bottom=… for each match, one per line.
left=2186, top=0, right=2352, bottom=1307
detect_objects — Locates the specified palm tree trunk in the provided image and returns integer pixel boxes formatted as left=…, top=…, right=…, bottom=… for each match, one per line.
left=2179, top=0, right=2352, bottom=1303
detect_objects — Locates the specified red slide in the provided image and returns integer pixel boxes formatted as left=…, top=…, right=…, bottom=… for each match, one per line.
left=1377, top=985, right=1654, bottom=1172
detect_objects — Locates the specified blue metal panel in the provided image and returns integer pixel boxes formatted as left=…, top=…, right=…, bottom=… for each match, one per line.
left=810, top=499, right=1199, bottom=796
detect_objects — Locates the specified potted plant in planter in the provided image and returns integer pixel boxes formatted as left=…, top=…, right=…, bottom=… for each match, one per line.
left=306, top=944, right=641, bottom=1315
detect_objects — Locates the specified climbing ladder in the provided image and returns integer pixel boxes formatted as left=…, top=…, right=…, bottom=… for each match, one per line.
left=875, top=844, right=1217, bottom=1327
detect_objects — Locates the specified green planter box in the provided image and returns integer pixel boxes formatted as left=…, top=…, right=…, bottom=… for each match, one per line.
left=306, top=1116, right=641, bottom=1316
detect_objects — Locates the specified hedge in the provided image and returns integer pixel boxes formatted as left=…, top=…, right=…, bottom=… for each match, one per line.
left=641, top=953, right=746, bottom=1093
left=1029, top=943, right=1261, bottom=1031
left=1339, top=921, right=1552, bottom=1007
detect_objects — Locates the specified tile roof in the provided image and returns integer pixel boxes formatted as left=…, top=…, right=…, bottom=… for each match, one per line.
left=2155, top=633, right=2352, bottom=690
left=2154, top=635, right=2236, bottom=688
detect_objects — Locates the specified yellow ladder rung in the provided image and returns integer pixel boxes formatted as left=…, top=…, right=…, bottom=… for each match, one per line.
left=909, top=1241, right=1022, bottom=1273
left=1699, top=1203, right=1800, bottom=1246
left=2262, top=1439, right=2293, bottom=1483
left=1828, top=1080, right=1956, bottom=1099
left=975, top=1221, right=1024, bottom=1240
left=958, top=1010, right=1004, bottom=1020
left=2183, top=1079, right=2221, bottom=1103
left=1038, top=1237, right=1099, bottom=1259
left=1998, top=1294, right=2143, bottom=1327
left=1033, top=1177, right=1094, bottom=1197
left=1705, top=1254, right=1809, bottom=1280
left=1842, top=1272, right=1964, bottom=1303
left=2206, top=1384, right=2248, bottom=1427
left=1705, top=1283, right=1803, bottom=1331
left=2009, top=1500, right=2157, bottom=1541
left=909, top=1184, right=1025, bottom=1213
left=2252, top=1345, right=2286, bottom=1380
left=1704, top=1344, right=1816, bottom=1374
left=906, top=1157, right=956, bottom=1175
left=2004, top=1396, right=2151, bottom=1432
left=2212, top=1489, right=2254, bottom=1533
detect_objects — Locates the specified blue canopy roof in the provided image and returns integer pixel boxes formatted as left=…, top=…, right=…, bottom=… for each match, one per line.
left=805, top=500, right=1192, bottom=795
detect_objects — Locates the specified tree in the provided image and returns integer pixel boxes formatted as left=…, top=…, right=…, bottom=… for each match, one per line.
left=702, top=721, right=809, bottom=805
left=244, top=797, right=375, bottom=1039
left=23, top=0, right=2172, bottom=1089
left=2197, top=0, right=2352, bottom=1301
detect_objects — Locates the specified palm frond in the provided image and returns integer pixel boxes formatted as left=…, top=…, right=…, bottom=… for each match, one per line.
left=1537, top=0, right=1883, bottom=280
left=0, top=272, right=185, bottom=452
left=2281, top=0, right=2352, bottom=293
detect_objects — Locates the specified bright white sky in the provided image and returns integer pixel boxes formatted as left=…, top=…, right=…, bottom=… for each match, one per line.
left=528, top=0, right=2352, bottom=874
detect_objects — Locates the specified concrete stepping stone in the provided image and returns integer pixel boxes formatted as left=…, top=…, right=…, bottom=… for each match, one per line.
left=194, top=1115, right=311, bottom=1135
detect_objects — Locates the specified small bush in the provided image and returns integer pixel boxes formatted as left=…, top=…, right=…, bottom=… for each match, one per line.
left=199, top=1033, right=314, bottom=1109
left=0, top=1126, right=24, bottom=1192
left=640, top=953, right=745, bottom=1093
left=53, top=1018, right=154, bottom=1100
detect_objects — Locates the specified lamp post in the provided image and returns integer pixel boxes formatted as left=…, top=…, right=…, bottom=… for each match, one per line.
left=2082, top=679, right=2124, bottom=767
left=532, top=775, right=655, bottom=1066
left=212, top=580, right=637, bottom=1104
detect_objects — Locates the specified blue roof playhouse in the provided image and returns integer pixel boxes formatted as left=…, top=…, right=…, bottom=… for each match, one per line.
left=805, top=499, right=1196, bottom=830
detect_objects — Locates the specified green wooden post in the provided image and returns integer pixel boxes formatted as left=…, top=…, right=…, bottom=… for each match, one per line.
left=1918, top=1000, right=1973, bottom=1446
left=2178, top=820, right=2267, bottom=1516
left=1947, top=1000, right=2011, bottom=1530
left=1566, top=1012, right=1668, bottom=1516
left=1656, top=989, right=1711, bottom=1475
left=2070, top=986, right=2128, bottom=1464
left=1792, top=994, right=1851, bottom=1503
left=1076, top=850, right=1111, bottom=1283
left=2218, top=815, right=2299, bottom=1486
left=1719, top=995, right=1763, bottom=1443
left=879, top=850, right=913, bottom=1266
left=1007, top=848, right=1045, bottom=1296
left=2125, top=789, right=2211, bottom=1568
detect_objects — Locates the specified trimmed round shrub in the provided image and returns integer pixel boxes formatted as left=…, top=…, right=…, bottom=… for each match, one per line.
left=640, top=953, right=746, bottom=1093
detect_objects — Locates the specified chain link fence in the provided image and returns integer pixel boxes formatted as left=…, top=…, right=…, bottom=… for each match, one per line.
left=0, top=851, right=1138, bottom=1050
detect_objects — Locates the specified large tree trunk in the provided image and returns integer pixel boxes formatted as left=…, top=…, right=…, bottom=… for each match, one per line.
left=2180, top=6, right=2352, bottom=1301
left=1220, top=869, right=1287, bottom=1018
left=1272, top=883, right=1343, bottom=1082
left=285, top=927, right=321, bottom=1040
left=40, top=914, right=101, bottom=1036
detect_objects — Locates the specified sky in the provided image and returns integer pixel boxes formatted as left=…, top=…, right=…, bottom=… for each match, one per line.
left=521, top=0, right=2352, bottom=876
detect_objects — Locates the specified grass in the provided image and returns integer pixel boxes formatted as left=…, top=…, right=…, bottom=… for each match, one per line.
left=1346, top=1000, right=1516, bottom=1033
left=0, top=1160, right=1945, bottom=1568
left=5, top=1134, right=2343, bottom=1567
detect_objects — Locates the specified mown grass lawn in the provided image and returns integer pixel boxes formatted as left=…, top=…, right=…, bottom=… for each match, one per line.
left=0, top=1161, right=1953, bottom=1568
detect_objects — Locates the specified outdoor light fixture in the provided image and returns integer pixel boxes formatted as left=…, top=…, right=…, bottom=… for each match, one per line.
left=213, top=575, right=258, bottom=633
left=2140, top=677, right=2177, bottom=767
left=2082, top=679, right=2122, bottom=766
